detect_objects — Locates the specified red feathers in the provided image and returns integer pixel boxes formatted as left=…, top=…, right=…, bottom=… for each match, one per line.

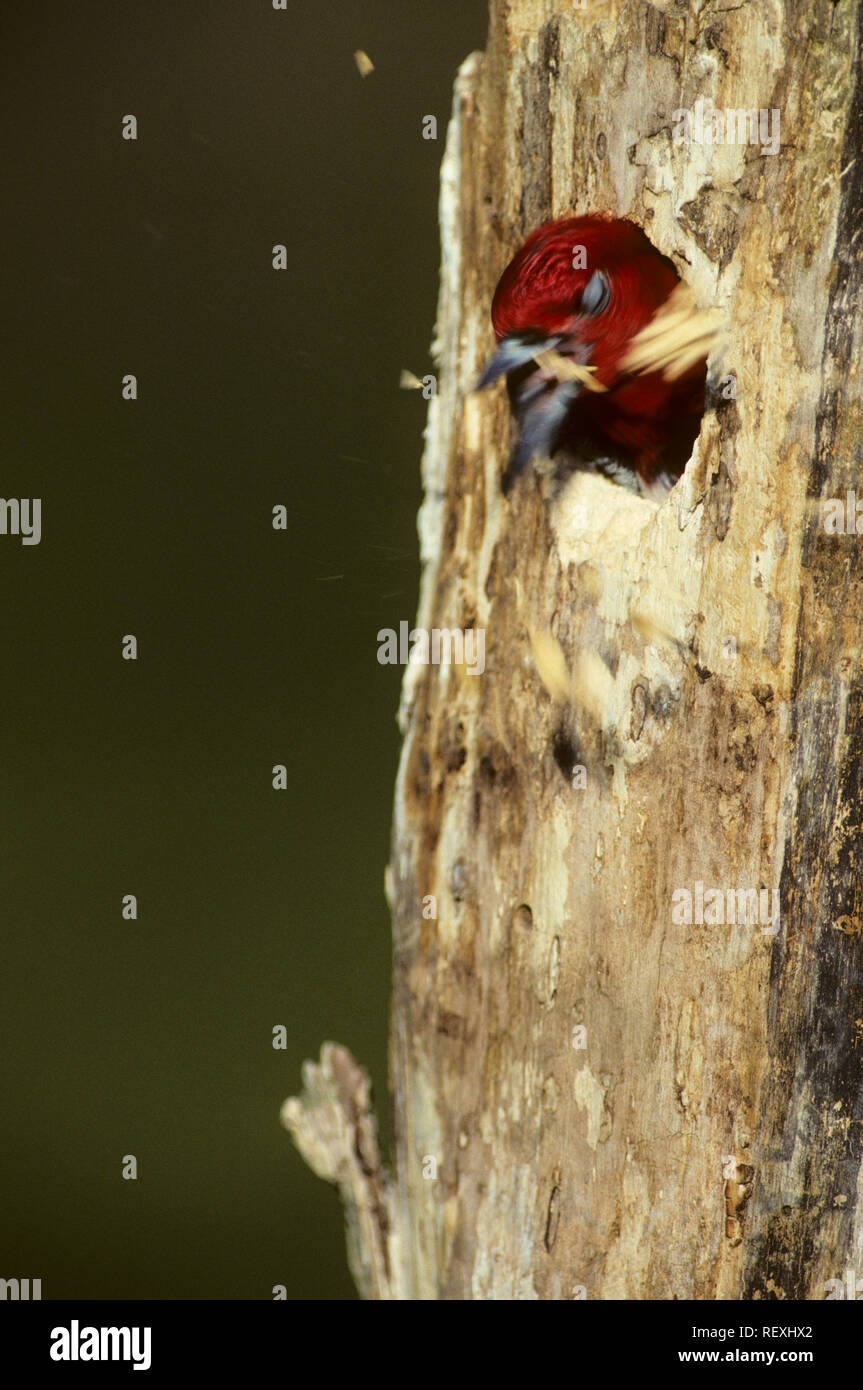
left=479, top=215, right=708, bottom=495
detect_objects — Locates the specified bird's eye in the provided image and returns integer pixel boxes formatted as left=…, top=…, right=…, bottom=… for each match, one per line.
left=580, top=269, right=610, bottom=316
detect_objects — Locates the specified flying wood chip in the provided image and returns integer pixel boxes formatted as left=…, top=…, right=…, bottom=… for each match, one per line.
left=533, top=349, right=608, bottom=393
left=571, top=650, right=615, bottom=727
left=529, top=629, right=615, bottom=723
left=620, top=283, right=724, bottom=381
left=529, top=628, right=572, bottom=705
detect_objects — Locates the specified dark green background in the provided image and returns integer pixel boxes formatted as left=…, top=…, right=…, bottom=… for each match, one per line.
left=1, top=1, right=486, bottom=1299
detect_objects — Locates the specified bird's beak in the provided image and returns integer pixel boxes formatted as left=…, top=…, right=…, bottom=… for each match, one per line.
left=477, top=332, right=587, bottom=492
left=475, top=332, right=563, bottom=390
left=503, top=377, right=581, bottom=492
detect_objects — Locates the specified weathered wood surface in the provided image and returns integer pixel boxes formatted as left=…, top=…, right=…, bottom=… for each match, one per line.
left=286, top=0, right=863, bottom=1299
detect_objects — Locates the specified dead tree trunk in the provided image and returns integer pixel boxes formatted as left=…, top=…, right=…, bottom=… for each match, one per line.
left=284, top=0, right=863, bottom=1300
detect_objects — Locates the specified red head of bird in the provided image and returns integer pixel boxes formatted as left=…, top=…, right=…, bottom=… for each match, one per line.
left=478, top=215, right=708, bottom=495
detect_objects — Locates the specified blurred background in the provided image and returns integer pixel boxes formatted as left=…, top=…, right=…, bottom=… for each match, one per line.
left=0, top=0, right=487, bottom=1299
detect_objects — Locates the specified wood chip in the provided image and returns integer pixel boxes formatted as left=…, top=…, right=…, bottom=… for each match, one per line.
left=620, top=283, right=723, bottom=381
left=529, top=628, right=572, bottom=704
left=571, top=650, right=615, bottom=725
left=533, top=348, right=608, bottom=392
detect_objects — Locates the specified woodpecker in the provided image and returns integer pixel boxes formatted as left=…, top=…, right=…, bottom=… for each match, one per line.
left=478, top=215, right=709, bottom=496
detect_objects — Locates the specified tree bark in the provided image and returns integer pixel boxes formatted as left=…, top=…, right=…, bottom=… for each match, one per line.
left=284, top=0, right=863, bottom=1300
